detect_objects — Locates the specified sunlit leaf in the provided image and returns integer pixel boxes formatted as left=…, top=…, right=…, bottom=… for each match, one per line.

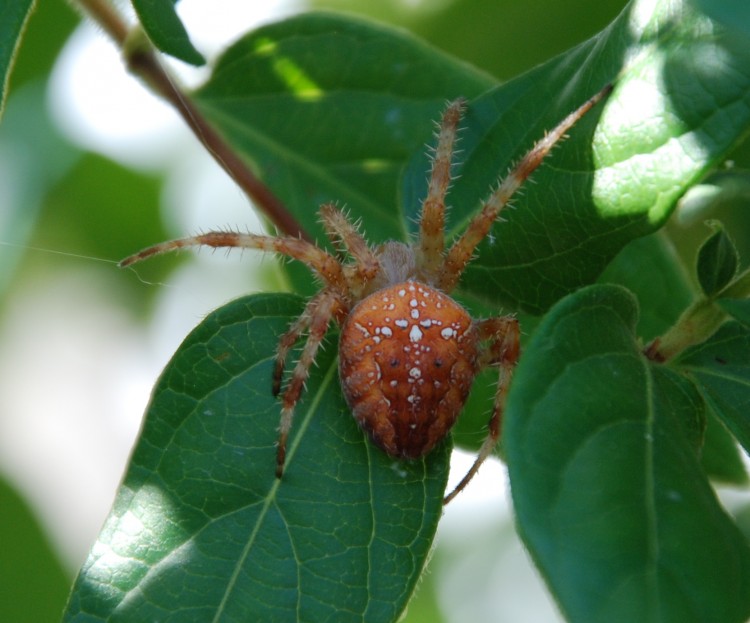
left=194, top=2, right=750, bottom=315
left=62, top=294, right=448, bottom=622
left=416, top=0, right=750, bottom=313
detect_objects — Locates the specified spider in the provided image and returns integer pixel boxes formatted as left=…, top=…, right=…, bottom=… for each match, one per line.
left=121, top=84, right=611, bottom=504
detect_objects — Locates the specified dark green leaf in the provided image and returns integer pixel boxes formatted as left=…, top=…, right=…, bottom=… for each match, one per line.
left=599, top=232, right=695, bottom=341
left=719, top=297, right=750, bottom=326
left=697, top=221, right=739, bottom=296
left=195, top=1, right=750, bottom=315
left=677, top=320, right=750, bottom=457
left=131, top=0, right=205, bottom=66
left=0, top=0, right=36, bottom=118
left=505, top=284, right=750, bottom=623
left=193, top=12, right=495, bottom=243
left=420, top=0, right=750, bottom=313
left=701, top=409, right=748, bottom=485
left=600, top=235, right=747, bottom=484
left=63, top=294, right=448, bottom=622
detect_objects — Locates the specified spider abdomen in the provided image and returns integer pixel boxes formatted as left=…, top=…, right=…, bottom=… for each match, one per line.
left=339, top=280, right=479, bottom=459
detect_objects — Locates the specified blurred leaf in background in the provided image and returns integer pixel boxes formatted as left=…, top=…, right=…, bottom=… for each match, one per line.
left=0, top=477, right=70, bottom=622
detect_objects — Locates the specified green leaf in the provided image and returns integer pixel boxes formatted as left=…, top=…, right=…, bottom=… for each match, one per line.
left=0, top=0, right=36, bottom=119
left=193, top=12, right=495, bottom=244
left=599, top=231, right=747, bottom=484
left=677, top=320, right=750, bottom=457
left=697, top=222, right=739, bottom=296
left=505, top=284, right=750, bottom=623
left=0, top=476, right=70, bottom=621
left=701, top=408, right=748, bottom=485
left=423, top=0, right=750, bottom=313
left=719, top=298, right=750, bottom=326
left=692, top=0, right=750, bottom=38
left=131, top=0, right=205, bottom=66
left=599, top=232, right=694, bottom=341
left=195, top=1, right=750, bottom=315
left=62, top=294, right=448, bottom=622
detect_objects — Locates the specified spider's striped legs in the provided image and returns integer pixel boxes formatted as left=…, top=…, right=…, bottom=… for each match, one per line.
left=319, top=203, right=380, bottom=297
left=443, top=315, right=520, bottom=505
left=418, top=98, right=465, bottom=282
left=274, top=289, right=342, bottom=478
left=120, top=230, right=348, bottom=294
left=438, top=84, right=612, bottom=293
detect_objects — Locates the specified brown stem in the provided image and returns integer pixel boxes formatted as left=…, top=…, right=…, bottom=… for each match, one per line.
left=73, top=0, right=308, bottom=240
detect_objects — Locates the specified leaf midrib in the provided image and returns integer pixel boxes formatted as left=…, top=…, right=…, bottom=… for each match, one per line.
left=210, top=349, right=340, bottom=621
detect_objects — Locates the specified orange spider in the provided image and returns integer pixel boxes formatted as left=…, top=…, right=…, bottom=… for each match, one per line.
left=121, top=84, right=611, bottom=504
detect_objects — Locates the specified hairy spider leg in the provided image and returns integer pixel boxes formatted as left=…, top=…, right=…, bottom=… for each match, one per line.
left=120, top=230, right=355, bottom=479
left=275, top=289, right=342, bottom=477
left=418, top=98, right=466, bottom=282
left=272, top=306, right=316, bottom=398
left=319, top=203, right=381, bottom=293
left=119, top=231, right=349, bottom=294
left=439, top=83, right=613, bottom=293
left=443, top=315, right=520, bottom=504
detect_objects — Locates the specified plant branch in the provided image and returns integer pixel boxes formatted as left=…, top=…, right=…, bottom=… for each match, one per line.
left=73, top=0, right=308, bottom=240
left=643, top=298, right=727, bottom=362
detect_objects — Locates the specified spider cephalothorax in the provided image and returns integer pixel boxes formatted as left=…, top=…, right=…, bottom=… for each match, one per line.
left=121, top=84, right=611, bottom=503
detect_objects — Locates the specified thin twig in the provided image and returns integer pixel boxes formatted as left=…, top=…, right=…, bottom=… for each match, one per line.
left=73, top=0, right=308, bottom=239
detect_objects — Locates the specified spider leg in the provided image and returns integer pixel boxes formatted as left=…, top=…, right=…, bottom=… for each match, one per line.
left=272, top=306, right=314, bottom=398
left=439, top=84, right=612, bottom=293
left=443, top=315, right=520, bottom=505
left=275, top=289, right=342, bottom=478
left=120, top=231, right=348, bottom=293
left=319, top=203, right=381, bottom=286
left=418, top=98, right=465, bottom=281
left=272, top=286, right=348, bottom=397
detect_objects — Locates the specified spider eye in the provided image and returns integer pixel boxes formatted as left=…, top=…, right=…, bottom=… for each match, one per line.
left=433, top=358, right=443, bottom=368
left=389, top=358, right=400, bottom=368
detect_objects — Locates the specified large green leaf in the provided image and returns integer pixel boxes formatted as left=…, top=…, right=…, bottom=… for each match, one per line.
left=193, top=12, right=495, bottom=244
left=409, top=0, right=750, bottom=313
left=0, top=0, right=36, bottom=118
left=600, top=233, right=748, bottom=483
left=63, top=294, right=448, bottom=622
left=505, top=284, right=750, bottom=623
left=195, top=2, right=750, bottom=315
